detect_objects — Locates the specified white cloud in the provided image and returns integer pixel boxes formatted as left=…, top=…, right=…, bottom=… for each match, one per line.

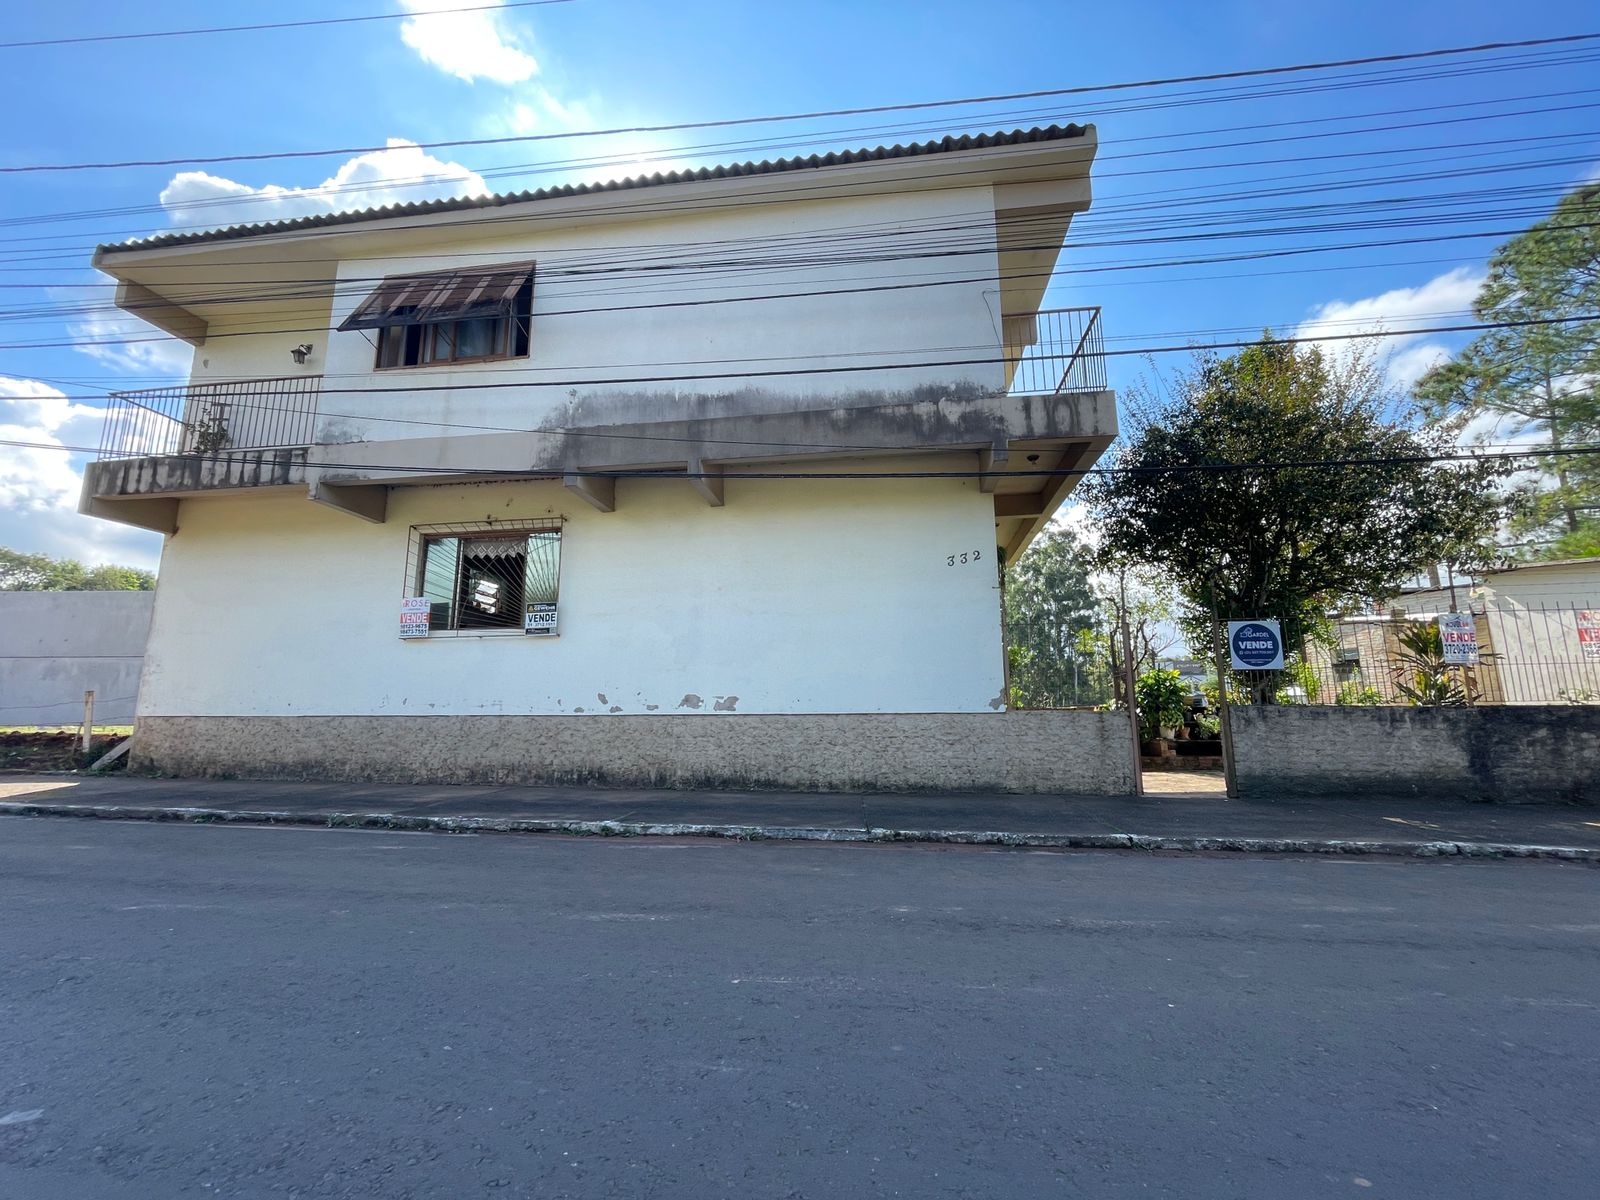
left=0, top=377, right=162, bottom=570
left=1295, top=266, right=1486, bottom=392
left=159, top=139, right=489, bottom=229
left=1049, top=502, right=1097, bottom=545
left=399, top=0, right=539, bottom=84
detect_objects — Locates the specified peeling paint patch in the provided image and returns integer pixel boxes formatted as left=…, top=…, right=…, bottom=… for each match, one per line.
left=645, top=704, right=660, bottom=712
left=678, top=694, right=704, bottom=710
left=714, top=695, right=740, bottom=712
left=597, top=693, right=608, bottom=705
left=573, top=707, right=586, bottom=714
left=609, top=706, right=623, bottom=713
left=988, top=693, right=1007, bottom=711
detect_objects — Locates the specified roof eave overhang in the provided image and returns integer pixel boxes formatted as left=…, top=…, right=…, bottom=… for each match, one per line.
left=96, top=129, right=1098, bottom=267
left=94, top=126, right=1098, bottom=344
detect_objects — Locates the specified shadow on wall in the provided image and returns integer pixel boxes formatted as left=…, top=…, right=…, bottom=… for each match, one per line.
left=1232, top=706, right=1600, bottom=805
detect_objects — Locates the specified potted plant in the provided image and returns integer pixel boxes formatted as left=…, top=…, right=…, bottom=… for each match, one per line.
left=1135, top=668, right=1188, bottom=742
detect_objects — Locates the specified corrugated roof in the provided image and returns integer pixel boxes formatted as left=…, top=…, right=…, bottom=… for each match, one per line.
left=98, top=124, right=1089, bottom=256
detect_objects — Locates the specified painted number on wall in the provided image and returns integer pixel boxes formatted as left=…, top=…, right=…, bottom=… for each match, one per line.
left=946, top=550, right=982, bottom=566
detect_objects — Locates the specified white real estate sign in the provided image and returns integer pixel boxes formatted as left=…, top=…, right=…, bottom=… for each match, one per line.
left=524, top=603, right=558, bottom=636
left=399, top=596, right=431, bottom=639
left=1437, top=612, right=1480, bottom=665
left=1578, top=611, right=1600, bottom=663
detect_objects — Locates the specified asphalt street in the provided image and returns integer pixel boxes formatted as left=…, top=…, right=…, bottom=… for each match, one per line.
left=1, top=819, right=1596, bottom=1199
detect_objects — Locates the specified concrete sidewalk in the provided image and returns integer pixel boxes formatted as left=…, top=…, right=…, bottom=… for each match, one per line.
left=3, top=772, right=1598, bottom=860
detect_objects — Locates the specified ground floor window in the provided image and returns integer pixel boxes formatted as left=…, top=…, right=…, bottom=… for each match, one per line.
left=406, top=522, right=562, bottom=636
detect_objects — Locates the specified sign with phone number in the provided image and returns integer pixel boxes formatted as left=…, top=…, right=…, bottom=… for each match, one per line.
left=400, top=596, right=430, bottom=639
left=525, top=603, right=558, bottom=636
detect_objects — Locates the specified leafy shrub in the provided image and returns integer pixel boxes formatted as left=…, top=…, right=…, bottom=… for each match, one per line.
left=1135, top=668, right=1188, bottom=739
left=1335, top=680, right=1383, bottom=706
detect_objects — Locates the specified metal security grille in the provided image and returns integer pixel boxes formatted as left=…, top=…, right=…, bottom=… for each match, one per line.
left=403, top=520, right=563, bottom=636
left=1285, top=602, right=1600, bottom=706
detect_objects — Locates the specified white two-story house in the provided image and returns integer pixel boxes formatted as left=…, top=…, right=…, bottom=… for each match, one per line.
left=82, top=124, right=1127, bottom=793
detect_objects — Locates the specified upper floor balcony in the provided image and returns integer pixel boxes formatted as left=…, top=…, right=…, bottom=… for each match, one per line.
left=92, top=305, right=1105, bottom=462
left=81, top=306, right=1113, bottom=557
left=1003, top=306, right=1106, bottom=397
left=98, top=374, right=322, bottom=460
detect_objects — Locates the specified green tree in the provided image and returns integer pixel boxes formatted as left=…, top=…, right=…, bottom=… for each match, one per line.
left=1003, top=526, right=1105, bottom=707
left=1083, top=337, right=1507, bottom=700
left=0, top=547, right=155, bottom=591
left=1414, top=185, right=1600, bottom=557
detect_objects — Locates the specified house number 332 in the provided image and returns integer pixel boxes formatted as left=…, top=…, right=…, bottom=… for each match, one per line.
left=946, top=550, right=982, bottom=566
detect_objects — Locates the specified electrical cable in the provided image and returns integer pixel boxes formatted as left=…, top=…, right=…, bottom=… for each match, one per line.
left=5, top=31, right=1597, bottom=173
left=0, top=1, right=577, bottom=50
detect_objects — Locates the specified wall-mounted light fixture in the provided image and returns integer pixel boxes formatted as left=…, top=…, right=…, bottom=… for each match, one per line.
left=291, top=343, right=313, bottom=365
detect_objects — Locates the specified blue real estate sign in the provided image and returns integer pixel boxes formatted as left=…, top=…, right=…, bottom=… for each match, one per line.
left=1228, top=619, right=1285, bottom=670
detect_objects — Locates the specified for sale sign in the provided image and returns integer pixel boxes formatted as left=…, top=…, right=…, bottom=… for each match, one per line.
left=1228, top=619, right=1284, bottom=671
left=399, top=596, right=431, bottom=639
left=1437, top=612, right=1479, bottom=665
left=524, top=602, right=558, bottom=636
left=1578, top=611, right=1600, bottom=662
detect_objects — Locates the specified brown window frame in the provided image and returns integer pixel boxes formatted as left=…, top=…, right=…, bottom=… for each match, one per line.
left=369, top=275, right=533, bottom=371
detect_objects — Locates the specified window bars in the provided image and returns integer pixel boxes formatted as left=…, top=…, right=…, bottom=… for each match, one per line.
left=401, top=519, right=563, bottom=638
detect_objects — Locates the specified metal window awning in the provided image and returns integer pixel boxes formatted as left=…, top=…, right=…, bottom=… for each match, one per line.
left=338, top=261, right=535, bottom=331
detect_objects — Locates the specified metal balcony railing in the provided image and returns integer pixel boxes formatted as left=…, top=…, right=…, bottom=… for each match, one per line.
left=1003, top=306, right=1106, bottom=396
left=97, top=376, right=322, bottom=460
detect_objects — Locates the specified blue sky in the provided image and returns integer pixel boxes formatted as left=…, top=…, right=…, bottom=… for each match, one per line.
left=2, top=0, right=1597, bottom=569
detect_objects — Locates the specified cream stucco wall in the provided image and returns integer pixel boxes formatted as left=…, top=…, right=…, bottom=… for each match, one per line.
left=138, top=468, right=1006, bottom=718
left=187, top=186, right=1006, bottom=445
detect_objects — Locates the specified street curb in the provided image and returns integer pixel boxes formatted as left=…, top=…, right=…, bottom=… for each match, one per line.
left=2, top=801, right=1598, bottom=861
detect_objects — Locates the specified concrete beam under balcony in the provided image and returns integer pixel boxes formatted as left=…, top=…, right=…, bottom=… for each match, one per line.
left=78, top=449, right=308, bottom=532
left=563, top=473, right=616, bottom=512
left=307, top=476, right=388, bottom=524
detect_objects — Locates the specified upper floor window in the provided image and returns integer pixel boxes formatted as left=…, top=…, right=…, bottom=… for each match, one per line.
left=338, top=261, right=534, bottom=369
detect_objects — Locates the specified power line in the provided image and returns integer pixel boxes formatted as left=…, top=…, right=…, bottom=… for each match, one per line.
left=4, top=79, right=1592, bottom=245
left=14, top=218, right=1593, bottom=354
left=6, top=31, right=1598, bottom=173
left=9, top=436, right=1598, bottom=481
left=7, top=107, right=1589, bottom=272
left=8, top=162, right=1585, bottom=328
left=27, top=314, right=1598, bottom=411
left=25, top=249, right=1518, bottom=389
left=64, top=97, right=1600, bottom=263
left=8, top=149, right=1591, bottom=320
left=0, top=1, right=578, bottom=51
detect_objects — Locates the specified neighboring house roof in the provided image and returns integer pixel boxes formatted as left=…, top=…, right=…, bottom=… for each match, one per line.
left=97, top=124, right=1089, bottom=256
left=1485, top=556, right=1600, bottom=575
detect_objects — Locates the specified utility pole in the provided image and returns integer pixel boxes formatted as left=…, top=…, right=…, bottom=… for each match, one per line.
left=1209, top=596, right=1239, bottom=800
left=1119, top=573, right=1143, bottom=797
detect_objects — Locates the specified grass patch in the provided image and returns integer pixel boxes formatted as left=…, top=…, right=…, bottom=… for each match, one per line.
left=0, top=731, right=129, bottom=772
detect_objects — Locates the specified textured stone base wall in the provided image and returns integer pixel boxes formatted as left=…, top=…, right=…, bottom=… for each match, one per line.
left=1234, top=706, right=1600, bottom=804
left=131, top=712, right=1134, bottom=794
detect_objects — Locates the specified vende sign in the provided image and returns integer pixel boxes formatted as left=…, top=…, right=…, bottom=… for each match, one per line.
left=1228, top=619, right=1284, bottom=670
left=399, top=596, right=431, bottom=640
left=1437, top=612, right=1479, bottom=665
left=1578, top=611, right=1600, bottom=662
